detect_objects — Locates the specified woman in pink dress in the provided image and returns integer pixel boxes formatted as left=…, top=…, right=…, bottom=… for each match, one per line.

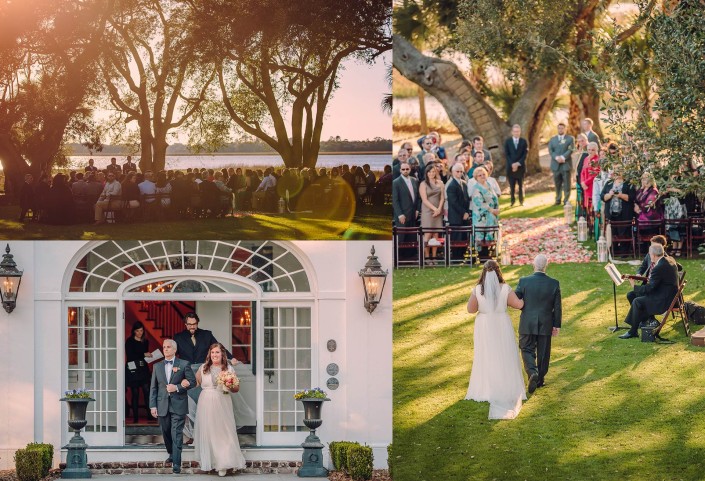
left=580, top=142, right=600, bottom=211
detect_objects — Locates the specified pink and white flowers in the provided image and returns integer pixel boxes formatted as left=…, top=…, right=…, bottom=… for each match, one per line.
left=216, top=370, right=240, bottom=395
left=502, top=218, right=593, bottom=265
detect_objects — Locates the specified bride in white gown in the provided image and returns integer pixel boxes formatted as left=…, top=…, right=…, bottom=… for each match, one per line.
left=193, top=343, right=246, bottom=476
left=465, top=260, right=527, bottom=419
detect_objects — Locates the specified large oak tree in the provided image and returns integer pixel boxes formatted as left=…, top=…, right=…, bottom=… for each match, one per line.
left=0, top=0, right=108, bottom=194
left=189, top=0, right=392, bottom=169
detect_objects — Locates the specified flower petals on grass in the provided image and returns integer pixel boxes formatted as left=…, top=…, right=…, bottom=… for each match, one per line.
left=502, top=217, right=592, bottom=265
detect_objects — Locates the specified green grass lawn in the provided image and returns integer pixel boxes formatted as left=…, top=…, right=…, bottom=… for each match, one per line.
left=393, top=261, right=705, bottom=481
left=499, top=189, right=576, bottom=219
left=0, top=206, right=391, bottom=240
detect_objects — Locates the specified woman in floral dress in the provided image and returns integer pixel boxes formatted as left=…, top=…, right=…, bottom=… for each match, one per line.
left=469, top=167, right=500, bottom=253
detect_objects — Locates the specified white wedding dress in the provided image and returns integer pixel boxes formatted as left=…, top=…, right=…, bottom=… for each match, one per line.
left=465, top=282, right=527, bottom=419
left=193, top=365, right=247, bottom=471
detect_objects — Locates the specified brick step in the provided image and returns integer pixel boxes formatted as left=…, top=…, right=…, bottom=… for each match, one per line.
left=58, top=461, right=301, bottom=476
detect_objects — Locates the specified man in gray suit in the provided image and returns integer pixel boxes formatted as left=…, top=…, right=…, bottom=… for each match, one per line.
left=548, top=123, right=575, bottom=205
left=150, top=339, right=197, bottom=473
left=581, top=118, right=601, bottom=150
left=515, top=254, right=562, bottom=393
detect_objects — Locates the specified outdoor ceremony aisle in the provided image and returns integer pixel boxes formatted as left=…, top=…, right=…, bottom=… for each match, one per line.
left=501, top=217, right=593, bottom=265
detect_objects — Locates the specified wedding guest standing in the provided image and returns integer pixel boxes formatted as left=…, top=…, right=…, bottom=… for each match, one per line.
left=469, top=167, right=500, bottom=256
left=548, top=123, right=574, bottom=206
left=419, top=164, right=445, bottom=264
left=504, top=124, right=528, bottom=207
left=634, top=172, right=663, bottom=235
left=125, top=321, right=152, bottom=423
left=579, top=142, right=600, bottom=213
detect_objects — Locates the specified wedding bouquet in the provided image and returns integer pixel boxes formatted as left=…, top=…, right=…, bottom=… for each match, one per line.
left=216, top=370, right=240, bottom=395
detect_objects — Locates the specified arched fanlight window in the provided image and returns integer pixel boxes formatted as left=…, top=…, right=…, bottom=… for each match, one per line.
left=68, top=241, right=311, bottom=293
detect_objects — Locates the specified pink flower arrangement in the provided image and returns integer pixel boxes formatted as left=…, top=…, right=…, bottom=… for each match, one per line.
left=216, top=370, right=240, bottom=395
left=501, top=218, right=593, bottom=265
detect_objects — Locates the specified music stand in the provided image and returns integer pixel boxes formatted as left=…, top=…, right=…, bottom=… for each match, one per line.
left=604, top=262, right=630, bottom=332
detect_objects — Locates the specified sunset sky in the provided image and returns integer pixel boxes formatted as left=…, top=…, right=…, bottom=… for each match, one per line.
left=321, top=52, right=391, bottom=141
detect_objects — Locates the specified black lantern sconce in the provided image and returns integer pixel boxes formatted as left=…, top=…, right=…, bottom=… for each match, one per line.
left=358, top=245, right=388, bottom=314
left=0, top=244, right=23, bottom=314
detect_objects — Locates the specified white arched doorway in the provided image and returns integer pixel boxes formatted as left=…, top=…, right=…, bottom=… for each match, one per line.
left=61, top=240, right=318, bottom=448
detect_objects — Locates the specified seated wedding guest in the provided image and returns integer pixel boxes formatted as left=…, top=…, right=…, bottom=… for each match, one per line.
left=94, top=171, right=122, bottom=224
left=255, top=167, right=277, bottom=192
left=34, top=174, right=51, bottom=222
left=169, top=171, right=190, bottom=218
left=199, top=175, right=221, bottom=217
left=121, top=172, right=141, bottom=210
left=363, top=164, right=376, bottom=190
left=18, top=173, right=34, bottom=222
left=634, top=172, right=663, bottom=233
left=580, top=142, right=600, bottom=213
left=139, top=171, right=157, bottom=204
left=155, top=171, right=172, bottom=209
left=46, top=173, right=74, bottom=225
left=68, top=170, right=77, bottom=186
left=419, top=164, right=445, bottom=265
left=85, top=173, right=103, bottom=203
left=214, top=171, right=232, bottom=216
left=620, top=244, right=679, bottom=339
left=469, top=167, right=500, bottom=256
left=374, top=165, right=393, bottom=206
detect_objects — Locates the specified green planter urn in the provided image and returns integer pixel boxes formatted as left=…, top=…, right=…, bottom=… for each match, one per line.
left=297, top=398, right=330, bottom=478
left=60, top=397, right=94, bottom=479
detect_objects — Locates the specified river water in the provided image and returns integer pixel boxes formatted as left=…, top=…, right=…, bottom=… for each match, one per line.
left=68, top=153, right=391, bottom=172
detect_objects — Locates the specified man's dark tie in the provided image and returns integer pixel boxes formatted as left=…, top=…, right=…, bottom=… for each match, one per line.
left=165, top=360, right=173, bottom=365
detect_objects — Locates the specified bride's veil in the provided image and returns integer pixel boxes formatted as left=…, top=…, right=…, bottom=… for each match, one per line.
left=483, top=270, right=501, bottom=310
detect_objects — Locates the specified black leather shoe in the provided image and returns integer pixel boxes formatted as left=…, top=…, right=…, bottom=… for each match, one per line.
left=166, top=457, right=173, bottom=464
left=619, top=332, right=638, bottom=339
left=528, top=373, right=539, bottom=394
left=537, top=379, right=545, bottom=388
left=554, top=201, right=561, bottom=206
left=173, top=469, right=181, bottom=474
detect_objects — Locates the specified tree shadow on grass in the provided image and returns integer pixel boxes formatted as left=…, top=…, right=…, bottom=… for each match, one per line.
left=393, top=262, right=705, bottom=480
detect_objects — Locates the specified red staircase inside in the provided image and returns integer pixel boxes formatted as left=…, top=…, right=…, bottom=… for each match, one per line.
left=125, top=300, right=196, bottom=344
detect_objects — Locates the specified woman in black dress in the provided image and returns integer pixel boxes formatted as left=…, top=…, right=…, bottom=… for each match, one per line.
left=125, top=321, right=152, bottom=423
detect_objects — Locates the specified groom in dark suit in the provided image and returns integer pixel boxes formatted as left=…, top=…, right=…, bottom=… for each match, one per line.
left=515, top=254, right=562, bottom=393
left=150, top=339, right=197, bottom=473
left=504, top=124, right=528, bottom=206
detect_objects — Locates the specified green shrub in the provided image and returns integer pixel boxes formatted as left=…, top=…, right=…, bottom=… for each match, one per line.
left=328, top=441, right=360, bottom=471
left=14, top=449, right=44, bottom=481
left=347, top=445, right=374, bottom=481
left=25, top=443, right=53, bottom=477
left=387, top=443, right=393, bottom=479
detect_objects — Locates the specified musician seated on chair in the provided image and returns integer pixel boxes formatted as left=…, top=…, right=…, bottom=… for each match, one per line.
left=620, top=244, right=679, bottom=339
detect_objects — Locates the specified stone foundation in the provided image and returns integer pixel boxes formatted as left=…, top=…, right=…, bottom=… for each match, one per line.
left=58, top=461, right=301, bottom=475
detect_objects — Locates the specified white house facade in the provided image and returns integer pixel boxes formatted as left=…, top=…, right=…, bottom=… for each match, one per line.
left=0, top=240, right=392, bottom=470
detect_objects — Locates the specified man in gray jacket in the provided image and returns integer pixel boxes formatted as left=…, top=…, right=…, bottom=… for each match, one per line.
left=150, top=339, right=197, bottom=473
left=515, top=254, right=562, bottom=393
left=548, top=123, right=575, bottom=206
